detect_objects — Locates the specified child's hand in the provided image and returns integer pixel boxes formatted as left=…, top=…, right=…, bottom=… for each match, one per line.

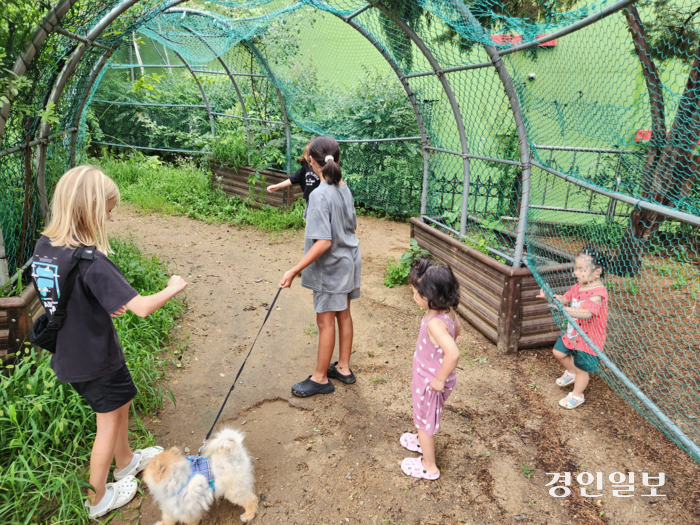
left=428, top=378, right=446, bottom=393
left=280, top=269, right=297, bottom=288
left=267, top=183, right=279, bottom=193
left=536, top=288, right=546, bottom=300
left=111, top=305, right=127, bottom=318
left=167, top=275, right=188, bottom=292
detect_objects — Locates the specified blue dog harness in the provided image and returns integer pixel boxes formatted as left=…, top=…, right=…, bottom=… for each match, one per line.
left=183, top=455, right=215, bottom=492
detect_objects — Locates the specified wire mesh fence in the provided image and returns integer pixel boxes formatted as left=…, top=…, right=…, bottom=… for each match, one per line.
left=1, top=0, right=699, bottom=461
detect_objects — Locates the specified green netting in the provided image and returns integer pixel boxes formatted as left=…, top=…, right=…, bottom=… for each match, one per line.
left=1, top=0, right=700, bottom=462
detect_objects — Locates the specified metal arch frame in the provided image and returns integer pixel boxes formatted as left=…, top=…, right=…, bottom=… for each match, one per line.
left=373, top=3, right=473, bottom=239
left=34, top=0, right=144, bottom=219
left=245, top=40, right=292, bottom=174
left=0, top=0, right=81, bottom=143
left=335, top=11, right=431, bottom=216
left=172, top=50, right=216, bottom=138
left=69, top=48, right=118, bottom=167
left=450, top=0, right=532, bottom=268
left=173, top=20, right=253, bottom=165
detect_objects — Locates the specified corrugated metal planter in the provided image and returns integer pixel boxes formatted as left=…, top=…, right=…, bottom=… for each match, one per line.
left=0, top=285, right=43, bottom=360
left=211, top=162, right=303, bottom=207
left=411, top=218, right=575, bottom=353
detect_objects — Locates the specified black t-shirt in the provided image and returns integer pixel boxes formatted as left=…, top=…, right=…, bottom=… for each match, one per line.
left=31, top=236, right=138, bottom=383
left=288, top=160, right=321, bottom=201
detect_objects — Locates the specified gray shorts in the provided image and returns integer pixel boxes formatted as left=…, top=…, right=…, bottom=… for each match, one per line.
left=313, top=288, right=361, bottom=313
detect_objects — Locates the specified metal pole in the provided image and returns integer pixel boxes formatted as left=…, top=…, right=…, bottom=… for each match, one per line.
left=532, top=161, right=700, bottom=228
left=34, top=0, right=143, bottom=220
left=173, top=51, right=216, bottom=139
left=246, top=41, right=291, bottom=173
left=0, top=225, right=9, bottom=286
left=448, top=1, right=532, bottom=267
left=336, top=14, right=431, bottom=217
left=376, top=5, right=472, bottom=236
left=177, top=22, right=253, bottom=165
left=54, top=26, right=113, bottom=50
left=0, top=0, right=80, bottom=143
left=69, top=49, right=117, bottom=167
left=132, top=32, right=145, bottom=77
left=500, top=0, right=637, bottom=57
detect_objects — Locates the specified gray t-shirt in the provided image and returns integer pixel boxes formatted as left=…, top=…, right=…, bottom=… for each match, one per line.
left=301, top=181, right=361, bottom=294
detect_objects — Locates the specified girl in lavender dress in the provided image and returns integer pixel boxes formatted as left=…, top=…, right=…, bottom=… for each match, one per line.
left=400, top=258, right=461, bottom=480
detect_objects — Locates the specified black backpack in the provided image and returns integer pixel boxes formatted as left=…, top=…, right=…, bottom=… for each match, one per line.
left=30, top=246, right=95, bottom=353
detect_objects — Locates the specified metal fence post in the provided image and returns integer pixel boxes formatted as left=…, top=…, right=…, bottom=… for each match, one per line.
left=246, top=41, right=291, bottom=174
left=34, top=0, right=143, bottom=220
left=174, top=51, right=216, bottom=139
left=375, top=5, right=472, bottom=236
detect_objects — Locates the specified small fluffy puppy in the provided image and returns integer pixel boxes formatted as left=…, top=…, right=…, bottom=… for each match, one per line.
left=143, top=427, right=257, bottom=524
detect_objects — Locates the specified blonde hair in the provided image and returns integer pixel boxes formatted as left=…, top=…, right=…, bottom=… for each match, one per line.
left=43, top=165, right=120, bottom=253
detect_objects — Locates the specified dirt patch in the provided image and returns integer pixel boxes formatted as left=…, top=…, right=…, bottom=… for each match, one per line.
left=109, top=205, right=699, bottom=525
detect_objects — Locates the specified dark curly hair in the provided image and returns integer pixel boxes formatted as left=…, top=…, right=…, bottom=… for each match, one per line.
left=581, top=245, right=609, bottom=278
left=409, top=258, right=461, bottom=311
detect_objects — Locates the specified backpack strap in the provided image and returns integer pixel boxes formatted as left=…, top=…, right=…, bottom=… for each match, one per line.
left=46, top=246, right=96, bottom=330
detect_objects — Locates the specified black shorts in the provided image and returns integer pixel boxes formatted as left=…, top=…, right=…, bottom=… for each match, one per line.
left=70, top=365, right=138, bottom=414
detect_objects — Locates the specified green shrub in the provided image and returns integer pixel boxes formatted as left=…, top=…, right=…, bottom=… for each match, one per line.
left=384, top=238, right=430, bottom=288
left=97, top=152, right=305, bottom=231
left=0, top=239, right=183, bottom=524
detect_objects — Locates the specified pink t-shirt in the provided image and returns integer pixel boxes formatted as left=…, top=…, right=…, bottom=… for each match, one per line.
left=561, top=283, right=608, bottom=356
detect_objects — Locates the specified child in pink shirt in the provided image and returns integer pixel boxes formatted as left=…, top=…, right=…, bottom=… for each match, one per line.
left=537, top=246, right=609, bottom=409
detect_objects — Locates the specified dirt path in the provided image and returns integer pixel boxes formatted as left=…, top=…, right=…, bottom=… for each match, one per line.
left=109, top=205, right=699, bottom=525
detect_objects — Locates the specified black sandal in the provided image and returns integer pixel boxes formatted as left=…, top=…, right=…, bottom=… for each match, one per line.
left=291, top=376, right=335, bottom=397
left=327, top=362, right=356, bottom=384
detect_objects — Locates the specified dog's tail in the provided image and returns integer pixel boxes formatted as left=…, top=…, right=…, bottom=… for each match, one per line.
left=203, top=426, right=246, bottom=456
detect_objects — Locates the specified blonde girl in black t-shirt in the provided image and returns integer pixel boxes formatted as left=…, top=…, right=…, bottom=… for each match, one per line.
left=33, top=166, right=187, bottom=518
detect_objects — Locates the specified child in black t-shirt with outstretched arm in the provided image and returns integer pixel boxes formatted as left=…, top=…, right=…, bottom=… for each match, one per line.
left=31, top=166, right=187, bottom=519
left=267, top=138, right=321, bottom=208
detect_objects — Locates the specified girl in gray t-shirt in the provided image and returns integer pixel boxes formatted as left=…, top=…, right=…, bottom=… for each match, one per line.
left=279, top=136, right=361, bottom=398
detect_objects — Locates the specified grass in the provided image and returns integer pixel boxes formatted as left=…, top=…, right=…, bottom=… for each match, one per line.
left=0, top=238, right=184, bottom=524
left=96, top=151, right=305, bottom=232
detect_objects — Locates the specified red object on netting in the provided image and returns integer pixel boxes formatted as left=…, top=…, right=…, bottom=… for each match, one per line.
left=491, top=34, right=556, bottom=46
left=637, top=129, right=700, bottom=144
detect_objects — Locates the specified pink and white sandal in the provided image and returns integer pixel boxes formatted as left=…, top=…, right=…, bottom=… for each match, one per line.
left=400, top=433, right=422, bottom=453
left=559, top=392, right=585, bottom=409
left=401, top=457, right=440, bottom=480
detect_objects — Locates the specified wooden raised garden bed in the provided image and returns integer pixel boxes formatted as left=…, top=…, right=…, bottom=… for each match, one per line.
left=410, top=218, right=575, bottom=353
left=210, top=161, right=303, bottom=207
left=0, top=285, right=43, bottom=360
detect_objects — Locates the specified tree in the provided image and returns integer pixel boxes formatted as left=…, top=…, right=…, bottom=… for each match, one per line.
left=614, top=3, right=700, bottom=275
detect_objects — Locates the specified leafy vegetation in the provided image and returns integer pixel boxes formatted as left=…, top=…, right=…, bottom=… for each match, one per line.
left=97, top=151, right=305, bottom=231
left=383, top=238, right=430, bottom=288
left=0, top=239, right=183, bottom=524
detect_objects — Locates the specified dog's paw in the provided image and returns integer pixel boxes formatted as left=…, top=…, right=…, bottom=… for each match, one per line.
left=240, top=513, right=256, bottom=523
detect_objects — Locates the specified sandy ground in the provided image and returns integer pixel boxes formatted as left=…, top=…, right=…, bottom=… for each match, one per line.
left=107, top=204, right=700, bottom=525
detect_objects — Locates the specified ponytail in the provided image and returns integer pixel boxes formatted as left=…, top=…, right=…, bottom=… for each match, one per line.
left=309, top=135, right=342, bottom=185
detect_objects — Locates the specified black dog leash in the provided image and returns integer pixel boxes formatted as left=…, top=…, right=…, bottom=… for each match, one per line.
left=200, top=287, right=282, bottom=452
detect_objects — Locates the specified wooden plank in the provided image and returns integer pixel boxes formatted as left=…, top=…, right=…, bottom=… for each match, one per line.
left=416, top=232, right=502, bottom=310
left=461, top=290, right=499, bottom=327
left=518, top=331, right=561, bottom=349
left=414, top=229, right=508, bottom=284
left=410, top=218, right=529, bottom=276
left=497, top=276, right=523, bottom=354
left=457, top=304, right=498, bottom=343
